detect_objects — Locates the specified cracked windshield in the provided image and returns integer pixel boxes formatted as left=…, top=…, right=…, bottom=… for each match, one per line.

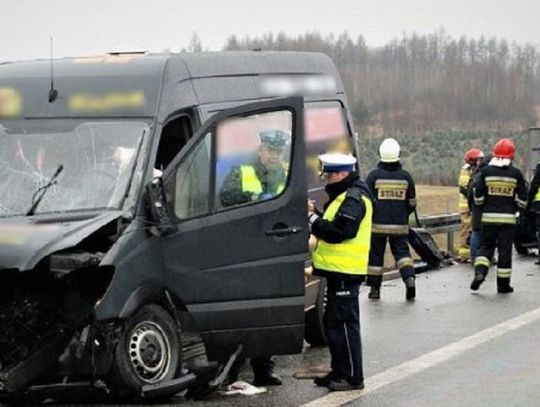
left=0, top=121, right=147, bottom=217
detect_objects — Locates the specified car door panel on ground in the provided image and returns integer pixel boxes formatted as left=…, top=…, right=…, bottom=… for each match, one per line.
left=161, top=97, right=308, bottom=358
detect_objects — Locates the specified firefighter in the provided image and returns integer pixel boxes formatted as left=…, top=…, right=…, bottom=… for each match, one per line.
left=457, top=148, right=485, bottom=262
left=528, top=144, right=540, bottom=265
left=365, top=138, right=417, bottom=300
left=467, top=154, right=490, bottom=262
left=308, top=152, right=372, bottom=391
left=471, top=138, right=527, bottom=293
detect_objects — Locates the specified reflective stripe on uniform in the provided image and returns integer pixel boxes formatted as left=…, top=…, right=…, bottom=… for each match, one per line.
left=397, top=257, right=414, bottom=269
left=481, top=212, right=516, bottom=224
left=474, top=195, right=485, bottom=205
left=409, top=198, right=417, bottom=207
left=372, top=223, right=409, bottom=235
left=497, top=268, right=512, bottom=278
left=313, top=193, right=372, bottom=275
left=515, top=196, right=527, bottom=209
left=485, top=176, right=518, bottom=185
left=474, top=256, right=490, bottom=268
left=375, top=179, right=409, bottom=189
left=368, top=266, right=383, bottom=276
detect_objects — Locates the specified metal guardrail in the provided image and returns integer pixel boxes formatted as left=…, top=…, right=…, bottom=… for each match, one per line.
left=415, top=212, right=461, bottom=253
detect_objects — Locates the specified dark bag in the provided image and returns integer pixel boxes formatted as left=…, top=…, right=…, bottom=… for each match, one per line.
left=408, top=227, right=444, bottom=269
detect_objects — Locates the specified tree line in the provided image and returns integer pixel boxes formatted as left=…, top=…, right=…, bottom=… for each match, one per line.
left=222, top=31, right=540, bottom=133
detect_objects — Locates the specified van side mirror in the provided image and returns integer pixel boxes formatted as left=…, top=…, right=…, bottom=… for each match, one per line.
left=145, top=177, right=177, bottom=236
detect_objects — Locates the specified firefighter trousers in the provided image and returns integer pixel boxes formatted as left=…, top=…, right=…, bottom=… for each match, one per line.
left=458, top=211, right=472, bottom=259
left=473, top=224, right=514, bottom=281
left=367, top=234, right=415, bottom=287
left=324, top=277, right=364, bottom=385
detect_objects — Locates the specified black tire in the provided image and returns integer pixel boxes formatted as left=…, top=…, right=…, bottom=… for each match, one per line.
left=304, top=277, right=328, bottom=347
left=109, top=304, right=181, bottom=397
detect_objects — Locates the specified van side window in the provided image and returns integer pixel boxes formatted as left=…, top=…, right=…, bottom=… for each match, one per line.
left=156, top=115, right=193, bottom=170
left=174, top=132, right=211, bottom=219
left=217, top=110, right=293, bottom=209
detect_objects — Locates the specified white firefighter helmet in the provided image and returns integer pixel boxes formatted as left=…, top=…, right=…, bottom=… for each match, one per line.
left=379, top=138, right=400, bottom=162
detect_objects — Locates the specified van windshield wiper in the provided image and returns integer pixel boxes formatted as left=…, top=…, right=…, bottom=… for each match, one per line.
left=26, top=164, right=64, bottom=216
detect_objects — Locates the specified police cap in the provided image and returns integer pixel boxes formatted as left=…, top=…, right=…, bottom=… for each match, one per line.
left=318, top=152, right=357, bottom=173
left=260, top=130, right=290, bottom=150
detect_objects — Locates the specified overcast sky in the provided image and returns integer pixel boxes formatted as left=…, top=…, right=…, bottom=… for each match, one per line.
left=1, top=0, right=539, bottom=62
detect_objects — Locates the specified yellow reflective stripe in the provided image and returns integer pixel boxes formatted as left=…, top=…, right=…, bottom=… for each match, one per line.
left=474, top=256, right=490, bottom=267
left=497, top=268, right=512, bottom=278
left=375, top=179, right=409, bottom=187
left=481, top=212, right=516, bottom=224
left=313, top=193, right=372, bottom=275
left=368, top=266, right=383, bottom=276
left=372, top=224, right=409, bottom=235
left=534, top=189, right=540, bottom=202
left=485, top=176, right=517, bottom=185
left=397, top=257, right=414, bottom=268
left=515, top=197, right=527, bottom=208
left=240, top=165, right=263, bottom=194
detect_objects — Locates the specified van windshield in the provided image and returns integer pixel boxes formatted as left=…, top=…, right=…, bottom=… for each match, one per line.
left=0, top=120, right=148, bottom=217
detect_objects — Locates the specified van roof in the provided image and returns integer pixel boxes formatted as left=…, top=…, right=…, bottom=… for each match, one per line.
left=0, top=51, right=344, bottom=118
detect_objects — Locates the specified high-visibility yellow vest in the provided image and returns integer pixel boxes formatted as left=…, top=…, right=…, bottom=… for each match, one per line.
left=534, top=188, right=540, bottom=203
left=240, top=165, right=285, bottom=196
left=458, top=166, right=471, bottom=211
left=313, top=192, right=372, bottom=275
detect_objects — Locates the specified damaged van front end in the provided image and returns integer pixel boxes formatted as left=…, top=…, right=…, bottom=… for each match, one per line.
left=0, top=119, right=151, bottom=401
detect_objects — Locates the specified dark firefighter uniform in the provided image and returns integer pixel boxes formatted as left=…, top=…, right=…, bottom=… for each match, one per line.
left=309, top=154, right=372, bottom=391
left=528, top=158, right=540, bottom=263
left=472, top=145, right=527, bottom=293
left=365, top=161, right=417, bottom=300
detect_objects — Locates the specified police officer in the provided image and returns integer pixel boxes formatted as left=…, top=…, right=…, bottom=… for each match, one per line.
left=472, top=138, right=528, bottom=293
left=309, top=152, right=372, bottom=391
left=365, top=138, right=417, bottom=300
left=219, top=129, right=290, bottom=386
left=457, top=149, right=485, bottom=262
left=220, top=130, right=289, bottom=208
left=528, top=144, right=540, bottom=264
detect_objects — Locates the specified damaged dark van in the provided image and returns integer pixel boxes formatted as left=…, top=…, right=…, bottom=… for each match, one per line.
left=0, top=51, right=358, bottom=402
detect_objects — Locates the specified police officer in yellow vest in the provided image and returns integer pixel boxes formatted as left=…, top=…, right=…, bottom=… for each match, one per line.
left=309, top=153, right=372, bottom=392
left=219, top=129, right=289, bottom=386
left=528, top=144, right=540, bottom=265
left=220, top=130, right=288, bottom=208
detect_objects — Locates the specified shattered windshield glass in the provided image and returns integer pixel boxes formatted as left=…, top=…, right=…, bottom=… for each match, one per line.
left=0, top=120, right=148, bottom=217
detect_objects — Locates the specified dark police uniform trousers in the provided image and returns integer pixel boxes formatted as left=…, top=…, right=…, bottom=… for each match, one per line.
left=324, top=277, right=363, bottom=385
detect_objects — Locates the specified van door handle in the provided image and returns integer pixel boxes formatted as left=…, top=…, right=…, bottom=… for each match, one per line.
left=265, top=225, right=303, bottom=236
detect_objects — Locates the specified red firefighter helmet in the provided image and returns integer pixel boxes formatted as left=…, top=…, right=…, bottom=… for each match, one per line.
left=463, top=148, right=484, bottom=164
left=492, top=138, right=515, bottom=159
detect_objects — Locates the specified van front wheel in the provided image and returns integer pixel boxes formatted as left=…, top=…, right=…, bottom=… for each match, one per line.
left=110, top=304, right=181, bottom=396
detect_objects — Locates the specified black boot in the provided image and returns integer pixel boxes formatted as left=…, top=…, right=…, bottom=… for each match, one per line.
left=470, top=273, right=485, bottom=291
left=497, top=278, right=514, bottom=294
left=368, top=286, right=380, bottom=300
left=253, top=372, right=282, bottom=386
left=405, top=276, right=416, bottom=300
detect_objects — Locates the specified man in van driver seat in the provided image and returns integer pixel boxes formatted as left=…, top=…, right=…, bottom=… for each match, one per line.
left=220, top=130, right=289, bottom=207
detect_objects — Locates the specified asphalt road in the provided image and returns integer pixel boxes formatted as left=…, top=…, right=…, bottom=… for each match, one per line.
left=59, top=253, right=540, bottom=406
